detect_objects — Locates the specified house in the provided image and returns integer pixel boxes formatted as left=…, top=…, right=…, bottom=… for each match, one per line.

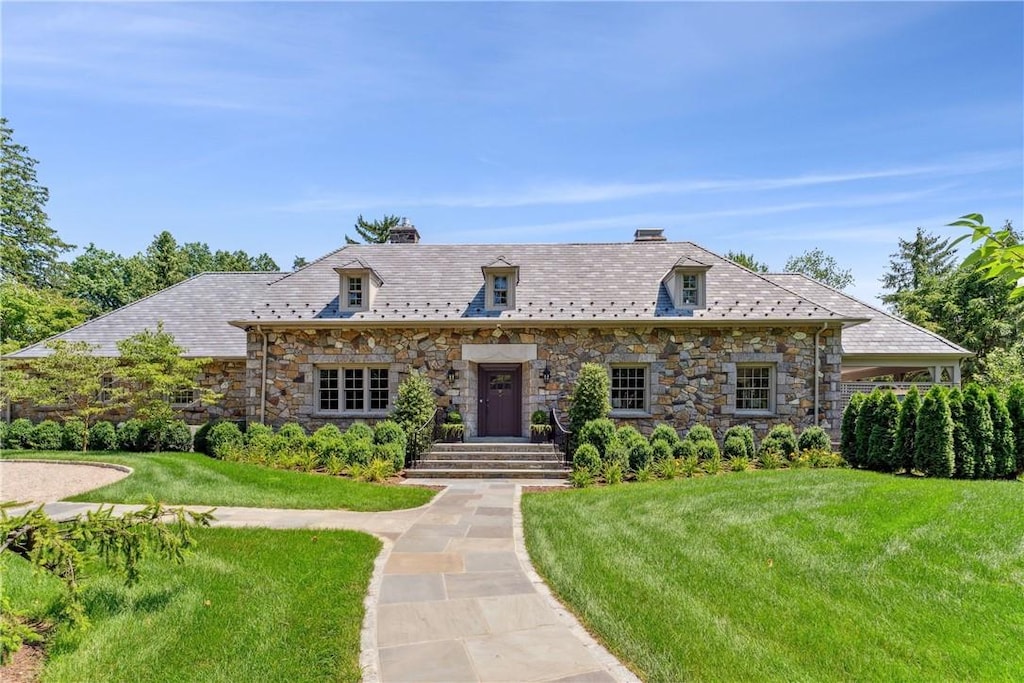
left=4, top=224, right=971, bottom=440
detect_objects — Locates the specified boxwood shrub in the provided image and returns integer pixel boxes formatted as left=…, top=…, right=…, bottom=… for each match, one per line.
left=206, top=421, right=244, bottom=458
left=89, top=421, right=118, bottom=451
left=578, top=418, right=616, bottom=458
left=30, top=420, right=63, bottom=450
left=686, top=424, right=715, bottom=443
left=117, top=419, right=145, bottom=452
left=573, top=443, right=602, bottom=474
left=6, top=418, right=33, bottom=449
left=797, top=425, right=830, bottom=453
left=723, top=425, right=756, bottom=459
left=61, top=418, right=88, bottom=451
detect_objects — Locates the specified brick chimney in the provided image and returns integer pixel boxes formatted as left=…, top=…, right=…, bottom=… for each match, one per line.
left=634, top=228, right=666, bottom=242
left=388, top=217, right=421, bottom=244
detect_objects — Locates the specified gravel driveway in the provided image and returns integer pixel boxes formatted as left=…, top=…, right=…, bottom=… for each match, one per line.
left=0, top=460, right=130, bottom=505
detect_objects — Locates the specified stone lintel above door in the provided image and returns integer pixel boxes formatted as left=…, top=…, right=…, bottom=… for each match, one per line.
left=461, top=343, right=537, bottom=364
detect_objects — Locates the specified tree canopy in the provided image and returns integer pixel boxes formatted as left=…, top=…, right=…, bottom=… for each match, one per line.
left=880, top=227, right=956, bottom=301
left=725, top=250, right=769, bottom=273
left=346, top=214, right=401, bottom=244
left=784, top=247, right=855, bottom=289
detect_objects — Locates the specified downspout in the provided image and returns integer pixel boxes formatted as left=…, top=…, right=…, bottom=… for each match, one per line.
left=256, top=325, right=268, bottom=425
left=813, top=322, right=829, bottom=426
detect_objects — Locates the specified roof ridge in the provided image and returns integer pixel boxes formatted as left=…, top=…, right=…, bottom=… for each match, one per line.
left=270, top=243, right=353, bottom=284
left=767, top=272, right=972, bottom=354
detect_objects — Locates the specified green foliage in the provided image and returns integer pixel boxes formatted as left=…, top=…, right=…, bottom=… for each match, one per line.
left=672, top=438, right=697, bottom=460
left=570, top=468, right=593, bottom=488
left=987, top=388, right=1016, bottom=478
left=602, top=461, right=623, bottom=485
left=346, top=438, right=374, bottom=467
left=88, top=421, right=117, bottom=451
left=161, top=420, right=193, bottom=452
left=784, top=247, right=854, bottom=289
left=391, top=371, right=435, bottom=459
left=61, top=418, right=88, bottom=451
left=723, top=425, right=756, bottom=459
left=568, top=363, right=611, bottom=433
left=914, top=386, right=955, bottom=478
left=679, top=454, right=701, bottom=477
left=701, top=452, right=724, bottom=475
left=206, top=421, right=244, bottom=459
left=758, top=448, right=785, bottom=470
left=947, top=388, right=973, bottom=478
left=729, top=455, right=751, bottom=472
left=30, top=419, right=62, bottom=450
left=797, top=426, right=831, bottom=453
left=349, top=458, right=397, bottom=483
left=686, top=424, right=715, bottom=443
left=725, top=250, right=769, bottom=272
left=760, top=424, right=798, bottom=459
left=867, top=391, right=900, bottom=473
left=651, top=439, right=673, bottom=463
left=805, top=449, right=844, bottom=469
left=116, top=419, right=144, bottom=452
left=881, top=227, right=957, bottom=305
left=346, top=214, right=401, bottom=245
left=613, top=425, right=651, bottom=472
left=373, top=442, right=406, bottom=472
left=975, top=342, right=1024, bottom=390
left=0, top=281, right=86, bottom=354
left=840, top=393, right=864, bottom=464
left=245, top=422, right=274, bottom=445
left=1, top=594, right=42, bottom=665
left=693, top=439, right=720, bottom=462
left=345, top=422, right=374, bottom=442
left=963, top=384, right=995, bottom=479
left=854, top=391, right=881, bottom=467
left=578, top=418, right=616, bottom=458
left=310, top=425, right=347, bottom=465
left=277, top=423, right=307, bottom=447
left=723, top=435, right=747, bottom=460
left=573, top=443, right=602, bottom=474
left=531, top=409, right=549, bottom=425
left=650, top=423, right=681, bottom=446
left=894, top=386, right=921, bottom=473
left=6, top=418, right=33, bottom=448
left=373, top=420, right=407, bottom=450
left=656, top=457, right=681, bottom=480
left=1008, top=383, right=1024, bottom=474
left=951, top=213, right=1024, bottom=300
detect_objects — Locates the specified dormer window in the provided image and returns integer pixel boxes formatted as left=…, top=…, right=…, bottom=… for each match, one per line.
left=663, top=256, right=711, bottom=310
left=335, top=259, right=382, bottom=313
left=347, top=276, right=364, bottom=308
left=680, top=273, right=700, bottom=305
left=482, top=257, right=519, bottom=311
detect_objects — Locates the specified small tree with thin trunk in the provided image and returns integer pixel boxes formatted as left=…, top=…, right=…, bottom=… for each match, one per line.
left=914, top=386, right=954, bottom=478
left=894, top=386, right=920, bottom=473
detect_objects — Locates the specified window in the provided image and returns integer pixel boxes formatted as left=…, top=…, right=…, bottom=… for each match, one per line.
left=169, top=387, right=196, bottom=406
left=318, top=367, right=389, bottom=413
left=736, top=365, right=774, bottom=412
left=611, top=366, right=647, bottom=412
left=98, top=375, right=115, bottom=403
left=347, top=277, right=363, bottom=308
left=680, top=274, right=699, bottom=305
left=493, top=275, right=509, bottom=306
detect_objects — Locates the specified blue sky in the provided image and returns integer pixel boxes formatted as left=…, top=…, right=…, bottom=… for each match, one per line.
left=3, top=1, right=1022, bottom=306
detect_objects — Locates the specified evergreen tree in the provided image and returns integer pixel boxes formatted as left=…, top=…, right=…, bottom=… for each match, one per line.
left=893, top=386, right=920, bottom=473
left=840, top=393, right=865, bottom=464
left=568, top=363, right=612, bottom=433
left=854, top=390, right=881, bottom=467
left=293, top=256, right=308, bottom=270
left=880, top=227, right=956, bottom=307
left=145, top=231, right=186, bottom=290
left=914, top=386, right=954, bottom=478
left=1006, top=382, right=1024, bottom=475
left=868, top=391, right=901, bottom=472
left=963, top=384, right=995, bottom=479
left=987, top=388, right=1016, bottom=478
left=346, top=214, right=401, bottom=244
left=947, top=388, right=973, bottom=478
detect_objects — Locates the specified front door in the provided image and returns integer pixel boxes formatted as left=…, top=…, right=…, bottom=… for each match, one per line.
left=478, top=365, right=522, bottom=437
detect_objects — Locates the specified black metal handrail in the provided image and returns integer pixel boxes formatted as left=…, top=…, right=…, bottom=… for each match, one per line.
left=549, top=407, right=573, bottom=466
left=408, top=406, right=444, bottom=466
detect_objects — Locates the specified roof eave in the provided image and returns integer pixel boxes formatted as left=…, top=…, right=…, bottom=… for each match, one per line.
left=228, top=316, right=863, bottom=330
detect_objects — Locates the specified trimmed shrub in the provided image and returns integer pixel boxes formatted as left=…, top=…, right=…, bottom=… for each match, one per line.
left=723, top=425, right=756, bottom=459
left=117, top=419, right=145, bottom=452
left=568, top=363, right=611, bottom=433
left=650, top=439, right=673, bottom=463
left=604, top=440, right=629, bottom=470
left=5, top=418, right=33, bottom=449
left=573, top=443, right=602, bottom=474
left=373, top=420, right=407, bottom=448
left=988, top=388, right=1016, bottom=479
left=693, top=439, right=720, bottom=462
left=347, top=438, right=374, bottom=467
left=914, top=386, right=954, bottom=478
left=578, top=418, right=616, bottom=459
left=163, top=420, right=193, bottom=452
left=1008, top=382, right=1024, bottom=474
left=650, top=424, right=681, bottom=447
left=760, top=424, right=797, bottom=459
left=277, top=422, right=307, bottom=445
left=854, top=390, right=881, bottom=468
left=963, top=384, right=994, bottom=479
left=391, top=371, right=436, bottom=459
left=947, top=388, right=973, bottom=478
left=0, top=421, right=5, bottom=449
left=245, top=422, right=274, bottom=445
left=193, top=421, right=217, bottom=455
left=61, top=419, right=88, bottom=451
left=207, top=421, right=244, bottom=458
left=374, top=442, right=406, bottom=472
left=613, top=426, right=652, bottom=472
left=723, top=434, right=747, bottom=460
left=30, top=420, right=63, bottom=450
left=89, top=421, right=118, bottom=451
left=345, top=422, right=374, bottom=442
left=672, top=438, right=697, bottom=460
left=894, top=386, right=920, bottom=474
left=840, top=393, right=865, bottom=464
left=867, top=391, right=900, bottom=473
left=686, top=424, right=715, bottom=443
left=797, top=426, right=830, bottom=453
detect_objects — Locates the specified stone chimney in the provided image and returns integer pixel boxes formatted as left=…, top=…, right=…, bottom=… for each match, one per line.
left=388, top=217, right=421, bottom=244
left=634, top=228, right=666, bottom=242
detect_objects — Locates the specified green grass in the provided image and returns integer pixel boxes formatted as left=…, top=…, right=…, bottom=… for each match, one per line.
left=523, top=469, right=1024, bottom=682
left=1, top=450, right=435, bottom=511
left=3, top=527, right=379, bottom=682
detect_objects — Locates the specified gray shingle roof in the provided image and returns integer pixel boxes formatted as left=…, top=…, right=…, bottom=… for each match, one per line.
left=768, top=273, right=972, bottom=357
left=6, top=273, right=280, bottom=359
left=244, top=242, right=854, bottom=324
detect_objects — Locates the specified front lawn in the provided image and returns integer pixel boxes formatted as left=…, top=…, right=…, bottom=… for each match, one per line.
left=3, top=527, right=379, bottom=682
left=523, top=469, right=1024, bottom=681
left=1, top=450, right=435, bottom=511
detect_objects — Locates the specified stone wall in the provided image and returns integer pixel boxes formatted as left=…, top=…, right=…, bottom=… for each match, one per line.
left=246, top=325, right=842, bottom=440
left=7, top=359, right=247, bottom=425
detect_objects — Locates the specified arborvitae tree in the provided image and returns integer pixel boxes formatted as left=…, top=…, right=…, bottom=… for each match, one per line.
left=947, top=388, right=973, bottom=478
left=854, top=390, right=881, bottom=468
left=914, top=386, right=954, bottom=478
left=963, top=384, right=995, bottom=479
left=987, top=388, right=1016, bottom=478
left=568, top=363, right=612, bottom=433
left=893, top=386, right=920, bottom=473
left=1007, top=382, right=1024, bottom=475
left=868, top=391, right=901, bottom=472
left=841, top=393, right=865, bottom=464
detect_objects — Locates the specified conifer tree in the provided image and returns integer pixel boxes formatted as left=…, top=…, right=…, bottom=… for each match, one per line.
left=987, top=388, right=1016, bottom=478
left=841, top=393, right=865, bottom=464
left=345, top=214, right=401, bottom=244
left=947, top=388, right=973, bottom=478
left=914, top=386, right=954, bottom=478
left=868, top=390, right=900, bottom=472
left=963, top=384, right=994, bottom=479
left=1007, top=382, right=1024, bottom=475
left=854, top=390, right=880, bottom=467
left=893, top=386, right=920, bottom=473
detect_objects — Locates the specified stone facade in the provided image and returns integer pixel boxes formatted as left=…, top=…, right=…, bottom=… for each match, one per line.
left=247, top=324, right=842, bottom=439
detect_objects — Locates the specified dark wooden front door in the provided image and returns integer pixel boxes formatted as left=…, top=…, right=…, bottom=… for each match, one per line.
left=478, top=365, right=522, bottom=437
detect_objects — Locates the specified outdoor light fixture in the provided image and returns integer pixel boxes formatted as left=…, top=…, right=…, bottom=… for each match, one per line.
left=540, top=366, right=551, bottom=383
left=447, top=368, right=458, bottom=384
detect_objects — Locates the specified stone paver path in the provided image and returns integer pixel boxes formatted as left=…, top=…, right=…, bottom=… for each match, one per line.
left=10, top=476, right=638, bottom=683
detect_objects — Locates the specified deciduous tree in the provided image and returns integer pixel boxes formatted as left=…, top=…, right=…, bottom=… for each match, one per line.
left=725, top=250, right=769, bottom=272
left=0, top=280, right=86, bottom=354
left=784, top=247, right=854, bottom=289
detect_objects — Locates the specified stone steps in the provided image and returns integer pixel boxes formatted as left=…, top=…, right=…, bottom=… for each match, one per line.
left=408, top=467, right=570, bottom=480
left=415, top=459, right=564, bottom=470
left=411, top=441, right=569, bottom=479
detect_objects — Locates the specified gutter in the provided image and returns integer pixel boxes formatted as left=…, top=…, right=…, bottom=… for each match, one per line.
left=256, top=325, right=268, bottom=425
left=814, top=322, right=829, bottom=426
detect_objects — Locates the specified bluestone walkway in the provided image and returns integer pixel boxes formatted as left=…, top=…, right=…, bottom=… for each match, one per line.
left=19, top=479, right=639, bottom=683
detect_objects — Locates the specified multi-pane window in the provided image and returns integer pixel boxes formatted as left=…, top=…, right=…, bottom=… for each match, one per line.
left=680, top=273, right=700, bottom=305
left=347, top=277, right=363, bottom=308
left=169, top=387, right=196, bottom=406
left=736, top=365, right=773, bottom=412
left=98, top=375, right=115, bottom=403
left=493, top=275, right=509, bottom=306
left=319, top=367, right=389, bottom=413
left=611, top=366, right=647, bottom=411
